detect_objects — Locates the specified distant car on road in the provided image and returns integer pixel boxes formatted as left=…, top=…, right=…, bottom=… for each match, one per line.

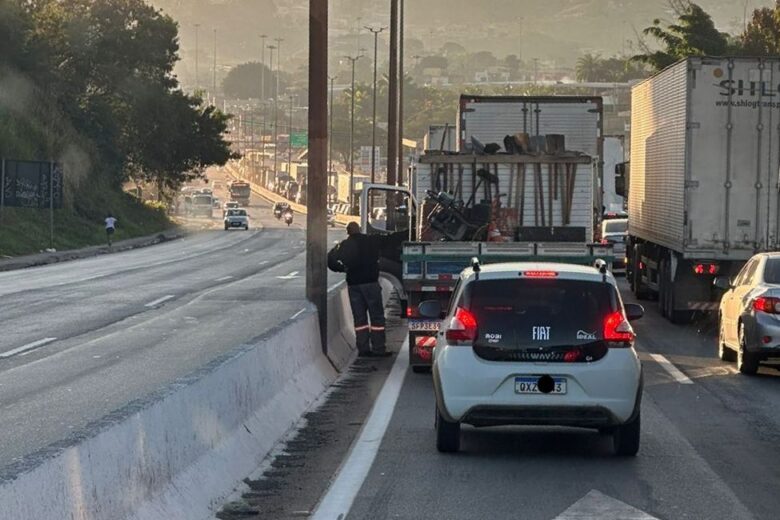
left=600, top=218, right=628, bottom=272
left=224, top=208, right=249, bottom=230
left=327, top=208, right=335, bottom=227
left=422, top=261, right=644, bottom=455
left=716, top=253, right=780, bottom=374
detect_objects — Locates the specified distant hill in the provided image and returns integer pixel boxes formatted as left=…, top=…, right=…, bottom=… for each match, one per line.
left=151, top=0, right=772, bottom=81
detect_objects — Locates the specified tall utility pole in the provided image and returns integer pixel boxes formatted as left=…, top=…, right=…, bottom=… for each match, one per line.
left=386, top=0, right=399, bottom=187
left=328, top=75, right=335, bottom=181
left=307, top=0, right=328, bottom=353
left=288, top=94, right=294, bottom=177
left=365, top=25, right=386, bottom=184
left=397, top=0, right=405, bottom=185
left=267, top=44, right=278, bottom=181
left=344, top=53, right=362, bottom=212
left=260, top=34, right=267, bottom=102
left=274, top=37, right=284, bottom=182
left=212, top=29, right=217, bottom=100
left=194, top=23, right=201, bottom=91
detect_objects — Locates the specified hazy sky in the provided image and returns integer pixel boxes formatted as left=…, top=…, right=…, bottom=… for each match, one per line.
left=152, top=0, right=775, bottom=86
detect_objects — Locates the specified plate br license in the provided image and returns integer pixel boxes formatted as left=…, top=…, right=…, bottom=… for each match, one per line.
left=409, top=320, right=440, bottom=332
left=514, top=377, right=567, bottom=395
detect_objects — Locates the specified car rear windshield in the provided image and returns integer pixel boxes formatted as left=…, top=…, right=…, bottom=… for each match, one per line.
left=764, top=258, right=780, bottom=283
left=462, top=278, right=617, bottom=350
left=604, top=220, right=627, bottom=234
left=228, top=209, right=246, bottom=216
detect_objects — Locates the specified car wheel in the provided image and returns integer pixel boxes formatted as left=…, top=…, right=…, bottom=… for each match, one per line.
left=612, top=413, right=640, bottom=456
left=224, top=224, right=229, bottom=230
left=435, top=405, right=460, bottom=453
left=412, top=365, right=431, bottom=374
left=245, top=225, right=249, bottom=230
left=737, top=322, right=759, bottom=375
left=633, top=245, right=650, bottom=300
left=718, top=316, right=736, bottom=362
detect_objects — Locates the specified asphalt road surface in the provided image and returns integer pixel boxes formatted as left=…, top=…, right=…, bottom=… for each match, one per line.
left=237, top=280, right=780, bottom=520
left=0, top=185, right=344, bottom=476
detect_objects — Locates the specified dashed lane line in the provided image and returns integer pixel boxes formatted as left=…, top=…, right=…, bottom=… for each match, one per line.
left=1, top=338, right=58, bottom=359
left=144, top=295, right=175, bottom=308
left=650, top=353, right=694, bottom=385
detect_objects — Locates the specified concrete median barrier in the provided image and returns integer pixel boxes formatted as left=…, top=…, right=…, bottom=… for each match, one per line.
left=0, top=284, right=367, bottom=520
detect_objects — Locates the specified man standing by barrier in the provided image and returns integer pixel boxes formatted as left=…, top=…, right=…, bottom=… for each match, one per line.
left=328, top=222, right=390, bottom=357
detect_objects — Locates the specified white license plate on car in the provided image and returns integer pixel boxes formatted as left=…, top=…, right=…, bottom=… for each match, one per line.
left=514, top=377, right=567, bottom=395
left=408, top=320, right=440, bottom=332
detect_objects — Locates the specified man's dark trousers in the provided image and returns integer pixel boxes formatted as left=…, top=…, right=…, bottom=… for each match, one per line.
left=348, top=282, right=386, bottom=354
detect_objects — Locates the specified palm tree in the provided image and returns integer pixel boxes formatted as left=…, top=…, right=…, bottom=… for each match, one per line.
left=576, top=54, right=602, bottom=82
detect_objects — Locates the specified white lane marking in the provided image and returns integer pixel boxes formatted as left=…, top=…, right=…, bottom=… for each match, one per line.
left=327, top=281, right=345, bottom=293
left=0, top=337, right=57, bottom=359
left=144, top=295, right=175, bottom=308
left=259, top=260, right=269, bottom=266
left=276, top=271, right=300, bottom=280
left=650, top=353, right=694, bottom=385
left=215, top=275, right=234, bottom=282
left=290, top=308, right=306, bottom=320
left=554, top=489, right=659, bottom=519
left=310, top=339, right=409, bottom=520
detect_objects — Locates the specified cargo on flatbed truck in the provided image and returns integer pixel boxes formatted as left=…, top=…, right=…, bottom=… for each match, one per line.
left=361, top=148, right=612, bottom=372
left=623, top=57, right=780, bottom=323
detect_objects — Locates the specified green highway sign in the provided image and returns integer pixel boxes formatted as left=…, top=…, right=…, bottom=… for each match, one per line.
left=290, top=132, right=308, bottom=147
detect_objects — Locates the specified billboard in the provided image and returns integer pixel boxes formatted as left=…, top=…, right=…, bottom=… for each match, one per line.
left=1, top=160, right=64, bottom=209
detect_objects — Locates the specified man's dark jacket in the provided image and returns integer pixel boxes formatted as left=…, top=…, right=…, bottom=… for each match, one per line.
left=328, top=231, right=406, bottom=286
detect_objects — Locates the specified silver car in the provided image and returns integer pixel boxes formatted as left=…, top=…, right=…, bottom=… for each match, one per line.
left=600, top=218, right=628, bottom=272
left=716, top=253, right=780, bottom=374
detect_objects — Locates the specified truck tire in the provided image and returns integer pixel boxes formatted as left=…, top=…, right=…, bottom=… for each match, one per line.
left=435, top=405, right=461, bottom=453
left=658, top=259, right=669, bottom=318
left=633, top=245, right=651, bottom=300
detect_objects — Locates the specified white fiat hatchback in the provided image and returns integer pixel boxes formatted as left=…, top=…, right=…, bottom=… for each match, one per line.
left=421, top=261, right=644, bottom=456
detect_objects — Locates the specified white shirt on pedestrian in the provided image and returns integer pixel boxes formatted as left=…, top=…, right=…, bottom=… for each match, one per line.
left=105, top=217, right=117, bottom=230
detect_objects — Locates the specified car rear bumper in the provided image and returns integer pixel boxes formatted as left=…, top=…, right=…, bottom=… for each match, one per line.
left=433, top=346, right=642, bottom=427
left=745, top=313, right=780, bottom=356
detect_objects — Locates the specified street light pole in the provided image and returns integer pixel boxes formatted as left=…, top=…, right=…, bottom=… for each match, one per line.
left=260, top=34, right=267, bottom=102
left=267, top=44, right=278, bottom=182
left=365, top=25, right=386, bottom=184
left=288, top=94, right=294, bottom=178
left=212, top=28, right=217, bottom=100
left=397, top=0, right=405, bottom=185
left=386, top=0, right=399, bottom=187
left=194, top=23, right=201, bottom=91
left=328, top=75, right=335, bottom=183
left=344, top=53, right=362, bottom=213
left=273, top=37, right=284, bottom=183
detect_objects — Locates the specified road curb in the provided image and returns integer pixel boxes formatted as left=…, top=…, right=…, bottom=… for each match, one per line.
left=0, top=227, right=186, bottom=272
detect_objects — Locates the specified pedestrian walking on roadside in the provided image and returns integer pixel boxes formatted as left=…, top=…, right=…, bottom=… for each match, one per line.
left=105, top=214, right=117, bottom=246
left=328, top=222, right=391, bottom=357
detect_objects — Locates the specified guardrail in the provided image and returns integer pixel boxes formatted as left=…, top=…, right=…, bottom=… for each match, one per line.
left=223, top=164, right=359, bottom=227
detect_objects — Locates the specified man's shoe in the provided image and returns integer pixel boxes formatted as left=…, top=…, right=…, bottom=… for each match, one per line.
left=357, top=351, right=373, bottom=358
left=371, top=351, right=393, bottom=358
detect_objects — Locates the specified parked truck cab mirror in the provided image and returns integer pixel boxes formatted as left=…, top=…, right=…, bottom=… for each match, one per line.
left=418, top=300, right=442, bottom=319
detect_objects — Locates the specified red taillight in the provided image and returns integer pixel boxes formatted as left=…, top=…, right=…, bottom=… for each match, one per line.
left=445, top=307, right=478, bottom=343
left=604, top=311, right=635, bottom=343
left=406, top=307, right=413, bottom=318
left=753, top=297, right=780, bottom=314
left=694, top=263, right=719, bottom=275
left=522, top=271, right=559, bottom=278
left=600, top=238, right=608, bottom=245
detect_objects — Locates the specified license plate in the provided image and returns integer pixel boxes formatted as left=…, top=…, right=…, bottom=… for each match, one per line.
left=514, top=377, right=567, bottom=395
left=409, top=320, right=440, bottom=332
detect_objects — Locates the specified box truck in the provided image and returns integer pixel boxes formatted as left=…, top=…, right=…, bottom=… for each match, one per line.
left=624, top=57, right=780, bottom=322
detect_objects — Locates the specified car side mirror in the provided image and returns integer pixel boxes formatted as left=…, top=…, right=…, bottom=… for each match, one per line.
left=713, top=277, right=732, bottom=291
left=418, top=300, right=442, bottom=319
left=624, top=303, right=644, bottom=321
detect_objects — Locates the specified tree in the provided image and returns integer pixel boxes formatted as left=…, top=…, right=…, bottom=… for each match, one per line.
left=633, top=1, right=729, bottom=71
left=222, top=62, right=281, bottom=100
left=739, top=1, right=780, bottom=56
left=576, top=54, right=602, bottom=82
